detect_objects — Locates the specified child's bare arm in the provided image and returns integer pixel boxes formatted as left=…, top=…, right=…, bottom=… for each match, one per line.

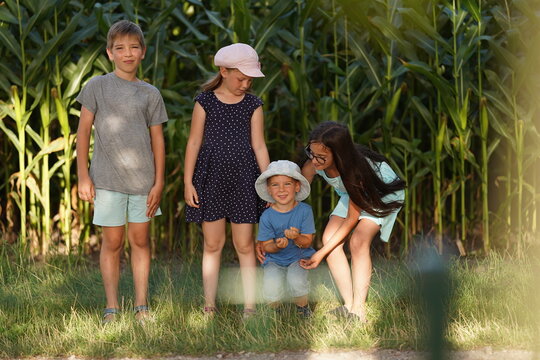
left=250, top=106, right=270, bottom=172
left=76, top=106, right=95, bottom=203
left=301, top=160, right=316, bottom=183
left=293, top=233, right=314, bottom=249
left=261, top=238, right=288, bottom=253
left=184, top=102, right=206, bottom=208
left=301, top=201, right=360, bottom=269
left=147, top=123, right=165, bottom=217
left=283, top=227, right=313, bottom=248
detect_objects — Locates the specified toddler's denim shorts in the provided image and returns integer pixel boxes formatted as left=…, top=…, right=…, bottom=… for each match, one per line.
left=93, top=189, right=162, bottom=226
left=262, top=261, right=309, bottom=303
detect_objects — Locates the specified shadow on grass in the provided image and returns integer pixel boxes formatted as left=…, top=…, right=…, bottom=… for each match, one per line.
left=1, top=248, right=537, bottom=358
left=1, top=255, right=337, bottom=357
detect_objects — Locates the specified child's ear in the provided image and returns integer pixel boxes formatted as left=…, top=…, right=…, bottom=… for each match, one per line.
left=219, top=66, right=229, bottom=78
left=106, top=47, right=113, bottom=61
left=295, top=180, right=301, bottom=193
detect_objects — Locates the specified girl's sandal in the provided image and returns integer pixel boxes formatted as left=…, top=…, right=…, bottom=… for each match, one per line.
left=328, top=305, right=349, bottom=319
left=242, top=308, right=257, bottom=320
left=347, top=312, right=368, bottom=324
left=102, top=308, right=119, bottom=325
left=203, top=306, right=217, bottom=317
left=134, top=305, right=152, bottom=323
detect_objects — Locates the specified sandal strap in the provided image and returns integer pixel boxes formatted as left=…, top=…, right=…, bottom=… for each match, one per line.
left=134, top=305, right=149, bottom=314
left=203, top=306, right=217, bottom=313
left=102, top=308, right=119, bottom=318
left=242, top=307, right=257, bottom=320
left=102, top=308, right=119, bottom=323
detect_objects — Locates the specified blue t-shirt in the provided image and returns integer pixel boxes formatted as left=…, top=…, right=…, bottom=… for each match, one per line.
left=257, top=202, right=316, bottom=267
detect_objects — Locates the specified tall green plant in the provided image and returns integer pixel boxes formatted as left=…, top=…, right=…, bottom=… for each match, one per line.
left=1, top=0, right=539, bottom=257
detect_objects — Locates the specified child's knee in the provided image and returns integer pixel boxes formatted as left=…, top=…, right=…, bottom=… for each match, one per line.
left=128, top=231, right=150, bottom=249
left=349, top=231, right=372, bottom=254
left=101, top=236, right=124, bottom=253
left=203, top=239, right=225, bottom=253
left=234, top=242, right=254, bottom=255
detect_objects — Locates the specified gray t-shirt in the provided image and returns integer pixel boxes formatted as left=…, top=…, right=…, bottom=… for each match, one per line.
left=76, top=72, right=168, bottom=195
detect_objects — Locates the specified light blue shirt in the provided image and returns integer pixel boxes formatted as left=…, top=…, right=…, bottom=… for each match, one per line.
left=316, top=160, right=405, bottom=242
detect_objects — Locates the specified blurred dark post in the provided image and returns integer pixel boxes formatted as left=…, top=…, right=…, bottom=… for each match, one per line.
left=532, top=244, right=540, bottom=359
left=412, top=246, right=451, bottom=360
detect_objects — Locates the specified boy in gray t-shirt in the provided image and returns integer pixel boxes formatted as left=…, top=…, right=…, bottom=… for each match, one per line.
left=76, top=20, right=167, bottom=324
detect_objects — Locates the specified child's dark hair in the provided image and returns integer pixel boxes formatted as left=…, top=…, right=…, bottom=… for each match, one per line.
left=308, top=121, right=405, bottom=217
left=107, top=20, right=145, bottom=50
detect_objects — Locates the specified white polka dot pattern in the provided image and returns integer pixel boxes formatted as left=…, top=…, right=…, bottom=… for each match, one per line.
left=185, top=91, right=266, bottom=224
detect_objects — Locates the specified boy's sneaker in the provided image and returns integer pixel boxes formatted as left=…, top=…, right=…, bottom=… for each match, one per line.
left=295, top=304, right=312, bottom=318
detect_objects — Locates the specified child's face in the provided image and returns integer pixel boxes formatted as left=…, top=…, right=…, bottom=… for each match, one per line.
left=306, top=142, right=334, bottom=171
left=220, top=68, right=252, bottom=96
left=106, top=34, right=146, bottom=77
left=267, top=175, right=300, bottom=206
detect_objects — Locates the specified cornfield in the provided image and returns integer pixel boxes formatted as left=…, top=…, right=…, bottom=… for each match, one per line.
left=0, top=0, right=539, bottom=258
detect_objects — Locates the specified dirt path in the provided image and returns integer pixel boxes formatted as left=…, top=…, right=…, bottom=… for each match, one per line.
left=43, top=348, right=535, bottom=360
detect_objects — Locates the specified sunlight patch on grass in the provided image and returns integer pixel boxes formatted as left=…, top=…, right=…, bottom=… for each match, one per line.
left=0, top=253, right=536, bottom=357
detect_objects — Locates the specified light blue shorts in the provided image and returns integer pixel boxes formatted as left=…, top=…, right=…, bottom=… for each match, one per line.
left=331, top=191, right=404, bottom=242
left=93, top=189, right=162, bottom=227
left=262, top=261, right=309, bottom=302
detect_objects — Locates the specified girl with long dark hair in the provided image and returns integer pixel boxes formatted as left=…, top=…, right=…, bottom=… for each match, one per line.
left=300, top=121, right=405, bottom=322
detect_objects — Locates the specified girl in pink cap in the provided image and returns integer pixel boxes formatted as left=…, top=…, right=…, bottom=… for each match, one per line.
left=184, top=43, right=269, bottom=318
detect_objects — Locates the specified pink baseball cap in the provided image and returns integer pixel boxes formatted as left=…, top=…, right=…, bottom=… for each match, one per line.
left=214, top=43, right=265, bottom=78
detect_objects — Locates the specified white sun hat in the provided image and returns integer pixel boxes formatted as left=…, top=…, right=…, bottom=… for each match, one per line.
left=255, top=160, right=311, bottom=203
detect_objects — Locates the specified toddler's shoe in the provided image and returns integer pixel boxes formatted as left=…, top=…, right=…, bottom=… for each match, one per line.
left=296, top=304, right=312, bottom=318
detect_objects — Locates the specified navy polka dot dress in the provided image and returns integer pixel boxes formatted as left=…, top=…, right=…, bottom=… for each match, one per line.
left=186, top=91, right=266, bottom=224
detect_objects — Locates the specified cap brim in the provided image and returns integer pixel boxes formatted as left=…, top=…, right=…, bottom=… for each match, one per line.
left=237, top=66, right=265, bottom=78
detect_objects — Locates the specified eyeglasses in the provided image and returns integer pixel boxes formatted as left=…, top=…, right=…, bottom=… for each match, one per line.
left=304, top=145, right=327, bottom=164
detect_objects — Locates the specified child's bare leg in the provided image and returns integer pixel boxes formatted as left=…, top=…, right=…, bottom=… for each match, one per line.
left=100, top=226, right=125, bottom=311
left=127, top=222, right=151, bottom=311
left=324, top=216, right=353, bottom=310
left=349, top=220, right=379, bottom=320
left=201, top=219, right=226, bottom=308
left=293, top=295, right=308, bottom=307
left=231, top=223, right=256, bottom=311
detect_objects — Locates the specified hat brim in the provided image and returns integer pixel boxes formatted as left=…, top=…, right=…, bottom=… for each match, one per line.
left=255, top=169, right=310, bottom=203
left=237, top=66, right=265, bottom=78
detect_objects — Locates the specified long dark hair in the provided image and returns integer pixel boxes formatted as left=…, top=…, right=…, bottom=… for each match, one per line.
left=308, top=121, right=405, bottom=217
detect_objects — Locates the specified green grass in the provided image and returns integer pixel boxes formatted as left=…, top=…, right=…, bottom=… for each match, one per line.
left=0, top=250, right=538, bottom=357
